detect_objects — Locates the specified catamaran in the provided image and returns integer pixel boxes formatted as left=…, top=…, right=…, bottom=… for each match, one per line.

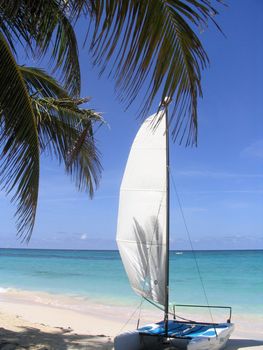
left=114, top=102, right=234, bottom=350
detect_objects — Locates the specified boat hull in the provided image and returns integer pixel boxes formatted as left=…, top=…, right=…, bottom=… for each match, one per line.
left=114, top=321, right=234, bottom=350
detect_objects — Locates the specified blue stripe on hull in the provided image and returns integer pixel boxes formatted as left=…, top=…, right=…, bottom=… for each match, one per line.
left=138, top=320, right=229, bottom=338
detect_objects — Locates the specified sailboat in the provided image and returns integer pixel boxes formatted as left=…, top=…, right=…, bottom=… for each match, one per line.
left=114, top=102, right=234, bottom=350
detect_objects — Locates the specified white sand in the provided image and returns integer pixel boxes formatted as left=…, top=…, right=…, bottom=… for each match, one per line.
left=0, top=289, right=262, bottom=349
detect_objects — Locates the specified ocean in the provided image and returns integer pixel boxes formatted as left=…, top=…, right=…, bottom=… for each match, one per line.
left=0, top=249, right=262, bottom=317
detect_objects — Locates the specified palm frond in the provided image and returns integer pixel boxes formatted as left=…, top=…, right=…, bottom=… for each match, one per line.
left=0, top=0, right=81, bottom=95
left=20, top=67, right=102, bottom=194
left=31, top=96, right=102, bottom=197
left=20, top=66, right=68, bottom=98
left=50, top=10, right=81, bottom=96
left=0, top=1, right=33, bottom=52
left=32, top=0, right=81, bottom=96
left=0, top=33, right=40, bottom=241
left=69, top=0, right=223, bottom=145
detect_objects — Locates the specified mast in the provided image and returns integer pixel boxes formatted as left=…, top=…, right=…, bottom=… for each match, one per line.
left=163, top=98, right=171, bottom=336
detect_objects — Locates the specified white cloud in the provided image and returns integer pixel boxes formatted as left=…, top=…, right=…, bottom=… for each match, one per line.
left=175, top=169, right=263, bottom=179
left=222, top=234, right=263, bottom=242
left=80, top=233, right=88, bottom=240
left=241, top=139, right=263, bottom=159
left=184, top=207, right=207, bottom=213
left=224, top=201, right=249, bottom=209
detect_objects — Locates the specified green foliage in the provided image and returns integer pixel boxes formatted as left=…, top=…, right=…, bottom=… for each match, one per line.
left=0, top=0, right=222, bottom=239
left=0, top=33, right=40, bottom=240
left=0, top=45, right=101, bottom=241
left=0, top=0, right=80, bottom=96
left=31, top=95, right=102, bottom=197
left=69, top=0, right=223, bottom=144
left=0, top=0, right=222, bottom=144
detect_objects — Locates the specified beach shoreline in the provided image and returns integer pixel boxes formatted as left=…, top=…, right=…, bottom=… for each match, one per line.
left=0, top=288, right=262, bottom=349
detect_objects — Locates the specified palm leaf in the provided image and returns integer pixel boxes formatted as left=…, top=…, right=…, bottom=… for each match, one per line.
left=20, top=66, right=68, bottom=99
left=31, top=96, right=102, bottom=197
left=20, top=66, right=102, bottom=194
left=70, top=0, right=223, bottom=144
left=0, top=32, right=40, bottom=241
left=34, top=0, right=81, bottom=96
left=0, top=0, right=81, bottom=95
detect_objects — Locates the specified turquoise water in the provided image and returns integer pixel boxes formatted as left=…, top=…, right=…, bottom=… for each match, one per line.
left=0, top=249, right=262, bottom=315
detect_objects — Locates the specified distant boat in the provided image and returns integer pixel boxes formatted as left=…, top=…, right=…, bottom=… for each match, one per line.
left=175, top=252, right=183, bottom=255
left=114, top=103, right=234, bottom=350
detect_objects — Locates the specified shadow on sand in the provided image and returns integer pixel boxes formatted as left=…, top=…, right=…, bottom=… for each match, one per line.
left=0, top=326, right=113, bottom=349
left=1, top=327, right=262, bottom=350
left=225, top=338, right=263, bottom=349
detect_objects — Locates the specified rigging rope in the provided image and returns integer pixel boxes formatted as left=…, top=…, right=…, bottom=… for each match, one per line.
left=170, top=174, right=218, bottom=336
left=117, top=299, right=146, bottom=334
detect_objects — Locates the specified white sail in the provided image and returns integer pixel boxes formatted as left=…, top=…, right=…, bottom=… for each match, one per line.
left=116, top=110, right=167, bottom=305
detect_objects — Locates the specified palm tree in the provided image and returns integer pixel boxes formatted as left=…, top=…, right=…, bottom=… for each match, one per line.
left=0, top=0, right=222, bottom=239
left=0, top=2, right=103, bottom=240
left=0, top=53, right=102, bottom=241
left=76, top=0, right=223, bottom=144
left=0, top=0, right=223, bottom=140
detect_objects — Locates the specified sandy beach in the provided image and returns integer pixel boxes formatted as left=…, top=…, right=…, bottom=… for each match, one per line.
left=0, top=289, right=262, bottom=349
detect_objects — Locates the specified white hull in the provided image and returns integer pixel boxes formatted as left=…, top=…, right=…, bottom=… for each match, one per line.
left=114, top=321, right=234, bottom=350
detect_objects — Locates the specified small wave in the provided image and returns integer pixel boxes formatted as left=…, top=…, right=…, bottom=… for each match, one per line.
left=34, top=270, right=83, bottom=278
left=0, top=287, right=10, bottom=293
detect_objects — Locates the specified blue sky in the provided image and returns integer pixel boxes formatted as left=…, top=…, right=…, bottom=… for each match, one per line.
left=0, top=0, right=262, bottom=250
